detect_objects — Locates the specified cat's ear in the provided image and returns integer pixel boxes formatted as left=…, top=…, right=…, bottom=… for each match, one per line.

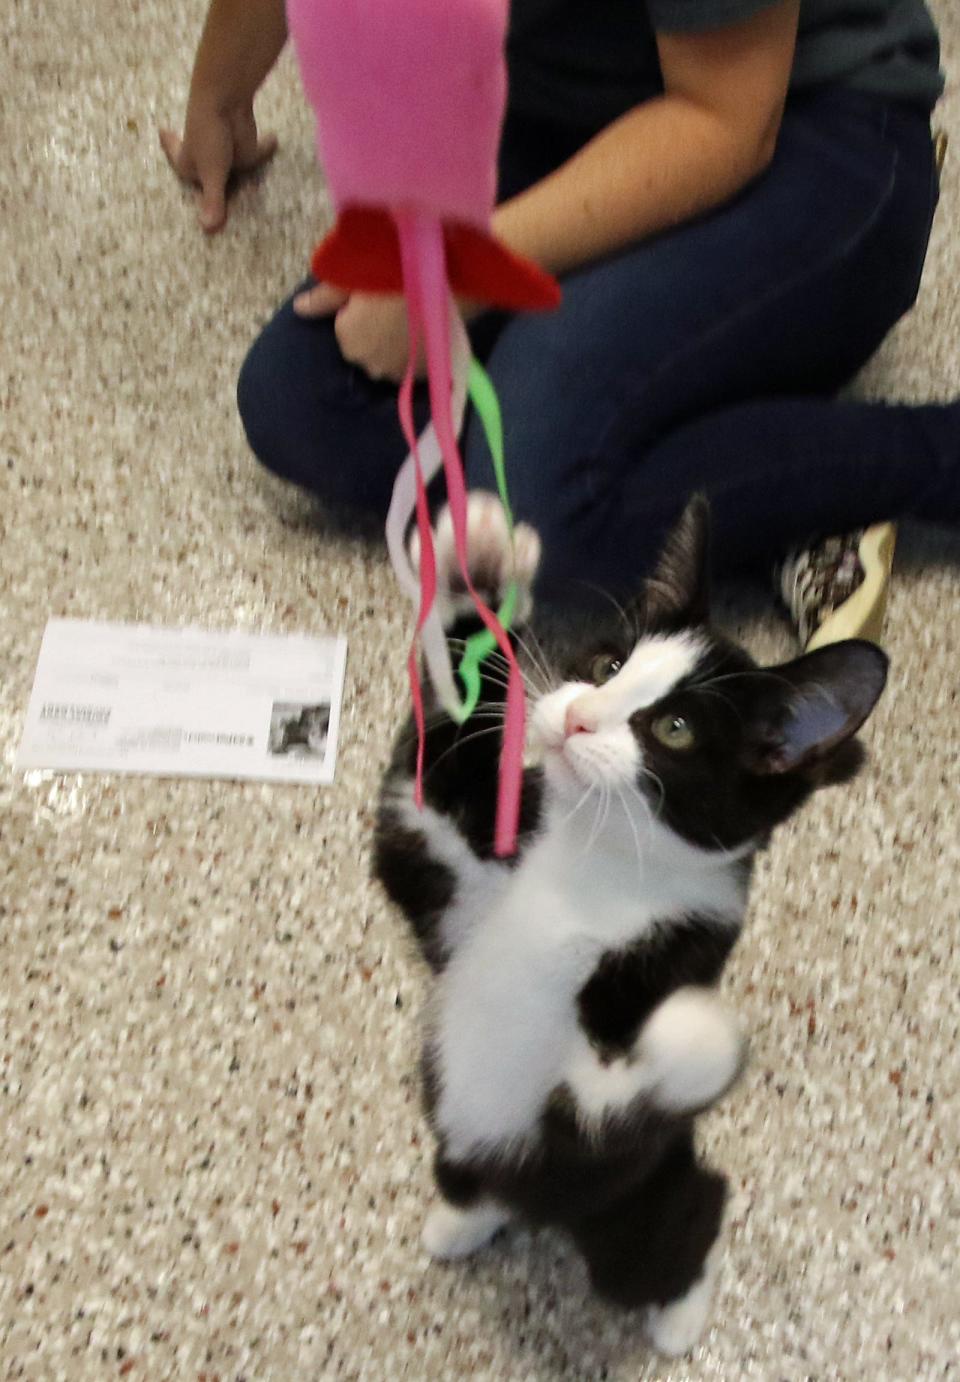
left=743, top=641, right=888, bottom=776
left=641, top=494, right=711, bottom=628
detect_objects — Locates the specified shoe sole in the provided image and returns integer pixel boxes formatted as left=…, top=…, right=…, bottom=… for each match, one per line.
left=807, top=522, right=896, bottom=651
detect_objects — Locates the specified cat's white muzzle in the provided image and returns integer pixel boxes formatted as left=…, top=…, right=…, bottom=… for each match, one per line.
left=530, top=686, right=640, bottom=795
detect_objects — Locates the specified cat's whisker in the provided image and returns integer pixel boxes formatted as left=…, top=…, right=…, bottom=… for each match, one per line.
left=703, top=831, right=753, bottom=864
left=512, top=627, right=556, bottom=695
left=423, top=723, right=510, bottom=780
left=393, top=695, right=513, bottom=757
left=581, top=787, right=605, bottom=856
left=439, top=626, right=553, bottom=700
left=622, top=778, right=655, bottom=832
left=512, top=664, right=552, bottom=701
left=469, top=671, right=514, bottom=694
left=478, top=642, right=551, bottom=700
left=696, top=667, right=796, bottom=693
left=692, top=685, right=739, bottom=714
left=582, top=784, right=611, bottom=857
left=393, top=709, right=460, bottom=749
left=567, top=579, right=636, bottom=640
left=447, top=652, right=542, bottom=701
left=436, top=637, right=539, bottom=694
left=474, top=698, right=507, bottom=714
left=619, top=777, right=662, bottom=861
left=614, top=783, right=647, bottom=892
left=554, top=782, right=594, bottom=832
left=637, top=767, right=666, bottom=820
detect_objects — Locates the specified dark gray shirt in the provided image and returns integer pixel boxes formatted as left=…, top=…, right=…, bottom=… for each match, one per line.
left=507, top=0, right=944, bottom=129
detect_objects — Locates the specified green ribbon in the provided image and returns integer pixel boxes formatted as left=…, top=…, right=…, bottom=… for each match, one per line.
left=455, top=357, right=518, bottom=719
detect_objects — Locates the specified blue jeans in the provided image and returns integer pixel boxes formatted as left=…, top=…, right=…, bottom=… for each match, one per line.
left=238, top=90, right=957, bottom=600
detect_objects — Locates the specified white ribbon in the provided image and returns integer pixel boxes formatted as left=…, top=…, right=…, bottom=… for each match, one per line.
left=384, top=307, right=473, bottom=722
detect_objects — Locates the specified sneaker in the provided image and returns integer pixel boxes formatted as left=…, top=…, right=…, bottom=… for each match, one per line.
left=777, top=522, right=897, bottom=650
left=934, top=128, right=948, bottom=176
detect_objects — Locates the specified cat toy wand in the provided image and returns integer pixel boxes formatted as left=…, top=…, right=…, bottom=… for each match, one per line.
left=286, top=0, right=560, bottom=857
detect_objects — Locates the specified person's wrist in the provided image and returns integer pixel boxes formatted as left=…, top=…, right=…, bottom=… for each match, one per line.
left=187, top=67, right=254, bottom=121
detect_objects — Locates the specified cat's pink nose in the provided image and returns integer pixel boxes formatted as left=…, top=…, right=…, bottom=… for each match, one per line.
left=564, top=704, right=595, bottom=739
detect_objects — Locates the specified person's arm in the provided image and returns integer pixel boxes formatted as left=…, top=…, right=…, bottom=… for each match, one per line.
left=160, top=0, right=288, bottom=233
left=493, top=0, right=800, bottom=275
left=299, top=0, right=800, bottom=383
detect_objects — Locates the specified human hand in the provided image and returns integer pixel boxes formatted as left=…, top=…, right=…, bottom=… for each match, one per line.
left=159, top=97, right=277, bottom=234
left=294, top=285, right=420, bottom=383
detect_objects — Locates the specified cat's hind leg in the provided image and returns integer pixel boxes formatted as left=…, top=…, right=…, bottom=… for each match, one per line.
left=645, top=1239, right=723, bottom=1357
left=421, top=1198, right=512, bottom=1260
left=422, top=1152, right=513, bottom=1260
left=574, top=1134, right=727, bottom=1355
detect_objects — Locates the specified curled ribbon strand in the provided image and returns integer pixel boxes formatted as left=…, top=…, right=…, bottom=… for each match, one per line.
left=386, top=210, right=526, bottom=855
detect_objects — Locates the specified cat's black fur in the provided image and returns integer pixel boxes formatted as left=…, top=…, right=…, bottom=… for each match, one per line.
left=577, top=917, right=740, bottom=1055
left=432, top=1121, right=727, bottom=1312
left=374, top=494, right=888, bottom=1334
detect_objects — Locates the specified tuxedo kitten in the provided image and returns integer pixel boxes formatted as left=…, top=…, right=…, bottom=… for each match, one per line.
left=374, top=493, right=887, bottom=1355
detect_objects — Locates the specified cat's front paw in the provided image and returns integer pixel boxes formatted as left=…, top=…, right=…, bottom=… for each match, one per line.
left=421, top=1199, right=511, bottom=1260
left=411, top=492, right=541, bottom=629
left=563, top=988, right=745, bottom=1130
left=639, top=987, right=746, bottom=1113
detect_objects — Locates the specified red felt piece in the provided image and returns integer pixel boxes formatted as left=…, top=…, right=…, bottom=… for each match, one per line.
left=311, top=207, right=403, bottom=293
left=310, top=208, right=560, bottom=312
left=444, top=222, right=561, bottom=312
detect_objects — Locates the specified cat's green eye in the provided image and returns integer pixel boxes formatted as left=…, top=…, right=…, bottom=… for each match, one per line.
left=590, top=653, right=623, bottom=685
left=651, top=713, right=696, bottom=751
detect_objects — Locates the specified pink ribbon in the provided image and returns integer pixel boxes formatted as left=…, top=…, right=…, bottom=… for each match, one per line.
left=394, top=210, right=524, bottom=856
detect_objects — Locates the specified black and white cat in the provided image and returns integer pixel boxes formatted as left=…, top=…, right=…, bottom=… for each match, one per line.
left=374, top=493, right=887, bottom=1355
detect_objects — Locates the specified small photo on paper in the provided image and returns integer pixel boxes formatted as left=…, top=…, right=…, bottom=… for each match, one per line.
left=268, top=701, right=331, bottom=760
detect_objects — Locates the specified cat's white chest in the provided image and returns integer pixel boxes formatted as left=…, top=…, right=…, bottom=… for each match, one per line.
left=427, top=819, right=747, bottom=1163
left=429, top=837, right=649, bottom=1161
left=430, top=903, right=591, bottom=1160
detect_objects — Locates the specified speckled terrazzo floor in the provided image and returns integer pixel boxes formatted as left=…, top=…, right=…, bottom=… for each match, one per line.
left=2, top=3, right=959, bottom=1379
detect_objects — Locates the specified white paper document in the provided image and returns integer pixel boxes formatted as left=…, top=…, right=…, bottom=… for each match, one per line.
left=17, top=619, right=348, bottom=785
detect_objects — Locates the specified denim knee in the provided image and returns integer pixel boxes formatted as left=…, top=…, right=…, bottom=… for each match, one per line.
left=236, top=328, right=292, bottom=484
left=235, top=309, right=356, bottom=498
left=235, top=302, right=412, bottom=516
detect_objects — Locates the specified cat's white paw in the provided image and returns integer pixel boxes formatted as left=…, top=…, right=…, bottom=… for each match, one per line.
left=411, top=493, right=541, bottom=628
left=639, top=987, right=746, bottom=1113
left=563, top=988, right=744, bottom=1129
left=645, top=1282, right=712, bottom=1357
left=645, top=1243, right=720, bottom=1356
left=421, top=1199, right=511, bottom=1260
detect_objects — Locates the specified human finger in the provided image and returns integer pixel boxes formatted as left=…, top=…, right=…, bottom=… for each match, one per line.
left=293, top=282, right=350, bottom=317
left=158, top=127, right=195, bottom=184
